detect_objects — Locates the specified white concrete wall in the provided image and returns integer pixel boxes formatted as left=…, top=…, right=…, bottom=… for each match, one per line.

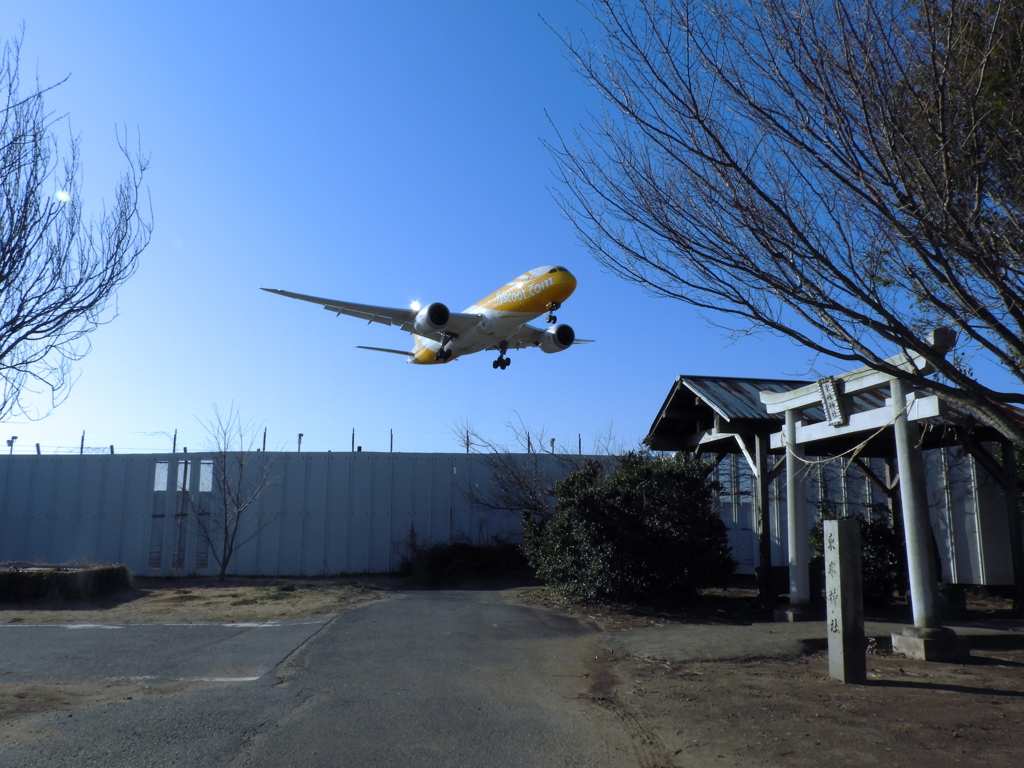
left=1, top=449, right=1013, bottom=583
left=0, top=452, right=574, bottom=577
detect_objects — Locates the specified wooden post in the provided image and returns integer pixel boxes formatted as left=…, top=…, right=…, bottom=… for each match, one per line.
left=824, top=519, right=866, bottom=683
left=1001, top=441, right=1024, bottom=613
left=755, top=433, right=775, bottom=616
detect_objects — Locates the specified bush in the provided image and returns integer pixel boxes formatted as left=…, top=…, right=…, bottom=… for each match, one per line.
left=521, top=452, right=736, bottom=604
left=809, top=503, right=908, bottom=605
left=399, top=540, right=531, bottom=585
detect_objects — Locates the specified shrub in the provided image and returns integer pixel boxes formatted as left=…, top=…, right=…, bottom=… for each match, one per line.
left=809, top=503, right=908, bottom=605
left=399, top=540, right=531, bottom=585
left=521, top=451, right=736, bottom=604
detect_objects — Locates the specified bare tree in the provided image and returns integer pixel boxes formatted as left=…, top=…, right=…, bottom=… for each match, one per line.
left=549, top=0, right=1024, bottom=443
left=452, top=414, right=586, bottom=525
left=0, top=32, right=151, bottom=420
left=192, top=405, right=277, bottom=580
left=589, top=419, right=630, bottom=456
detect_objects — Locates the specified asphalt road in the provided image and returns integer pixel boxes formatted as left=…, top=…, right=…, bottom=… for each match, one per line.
left=0, top=619, right=328, bottom=683
left=0, top=591, right=633, bottom=767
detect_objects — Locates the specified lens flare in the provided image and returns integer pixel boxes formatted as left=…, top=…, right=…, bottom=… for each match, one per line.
left=55, top=190, right=70, bottom=203
left=410, top=301, right=421, bottom=311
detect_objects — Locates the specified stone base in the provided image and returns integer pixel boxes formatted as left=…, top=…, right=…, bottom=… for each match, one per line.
left=891, top=626, right=970, bottom=662
left=774, top=604, right=822, bottom=623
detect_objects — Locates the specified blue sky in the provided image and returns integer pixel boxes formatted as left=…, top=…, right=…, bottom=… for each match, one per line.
left=0, top=1, right=961, bottom=455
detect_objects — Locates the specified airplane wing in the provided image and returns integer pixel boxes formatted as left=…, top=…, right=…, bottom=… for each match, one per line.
left=500, top=323, right=595, bottom=350
left=260, top=288, right=481, bottom=342
left=356, top=345, right=414, bottom=357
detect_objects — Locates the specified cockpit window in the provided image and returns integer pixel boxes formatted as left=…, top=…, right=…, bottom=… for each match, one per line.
left=548, top=268, right=558, bottom=274
left=556, top=267, right=568, bottom=272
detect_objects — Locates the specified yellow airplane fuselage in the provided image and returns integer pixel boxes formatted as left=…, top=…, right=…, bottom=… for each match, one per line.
left=261, top=265, right=587, bottom=369
left=410, top=266, right=578, bottom=364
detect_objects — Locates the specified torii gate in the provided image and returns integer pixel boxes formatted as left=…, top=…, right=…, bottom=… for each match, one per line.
left=760, top=330, right=970, bottom=660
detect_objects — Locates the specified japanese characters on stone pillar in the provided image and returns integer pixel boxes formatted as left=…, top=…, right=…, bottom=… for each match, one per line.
left=824, top=519, right=866, bottom=684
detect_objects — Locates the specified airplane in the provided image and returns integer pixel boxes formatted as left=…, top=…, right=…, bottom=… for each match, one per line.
left=261, top=265, right=591, bottom=369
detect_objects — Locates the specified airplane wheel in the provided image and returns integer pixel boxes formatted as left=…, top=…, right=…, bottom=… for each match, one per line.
left=492, top=359, right=500, bottom=369
left=504, top=358, right=511, bottom=368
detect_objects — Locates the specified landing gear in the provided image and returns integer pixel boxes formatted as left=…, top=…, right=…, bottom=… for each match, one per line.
left=434, top=333, right=455, bottom=362
left=546, top=301, right=561, bottom=324
left=492, top=341, right=511, bottom=370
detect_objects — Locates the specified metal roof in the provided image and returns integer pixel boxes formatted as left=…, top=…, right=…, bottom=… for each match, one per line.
left=680, top=376, right=808, bottom=422
left=644, top=373, right=1012, bottom=456
left=644, top=375, right=809, bottom=453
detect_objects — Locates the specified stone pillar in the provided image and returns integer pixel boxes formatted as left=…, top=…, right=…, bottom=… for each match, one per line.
left=890, top=378, right=968, bottom=661
left=786, top=408, right=809, bottom=608
left=890, top=377, right=940, bottom=628
left=824, top=519, right=865, bottom=684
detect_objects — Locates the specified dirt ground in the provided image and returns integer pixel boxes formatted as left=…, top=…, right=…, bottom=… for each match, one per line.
left=526, top=586, right=1024, bottom=768
left=3, top=578, right=1023, bottom=767
left=602, top=650, right=1024, bottom=767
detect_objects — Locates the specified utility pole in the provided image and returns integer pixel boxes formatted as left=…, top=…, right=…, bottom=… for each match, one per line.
left=6, top=436, right=17, bottom=455
left=297, top=433, right=303, bottom=452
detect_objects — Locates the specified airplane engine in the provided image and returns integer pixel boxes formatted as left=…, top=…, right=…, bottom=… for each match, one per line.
left=539, top=323, right=575, bottom=353
left=413, top=302, right=450, bottom=335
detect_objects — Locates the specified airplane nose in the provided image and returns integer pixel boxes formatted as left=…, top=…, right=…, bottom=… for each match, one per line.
left=560, top=269, right=577, bottom=295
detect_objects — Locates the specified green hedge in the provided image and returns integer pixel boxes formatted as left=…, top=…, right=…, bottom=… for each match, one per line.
left=399, top=541, right=531, bottom=585
left=809, top=503, right=908, bottom=605
left=522, top=452, right=736, bottom=604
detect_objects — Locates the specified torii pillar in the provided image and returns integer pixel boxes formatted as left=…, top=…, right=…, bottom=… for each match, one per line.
left=762, top=329, right=969, bottom=659
left=890, top=377, right=969, bottom=660
left=784, top=408, right=810, bottom=617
